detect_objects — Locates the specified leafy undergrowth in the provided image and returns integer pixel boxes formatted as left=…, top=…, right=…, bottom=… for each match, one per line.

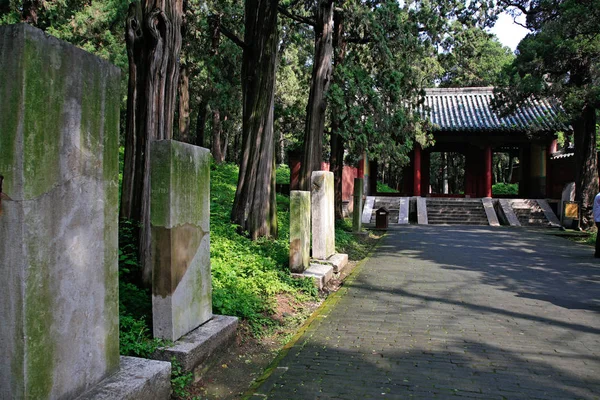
left=492, top=183, right=518, bottom=195
left=210, top=163, right=317, bottom=336
left=117, top=162, right=380, bottom=399
left=376, top=181, right=398, bottom=193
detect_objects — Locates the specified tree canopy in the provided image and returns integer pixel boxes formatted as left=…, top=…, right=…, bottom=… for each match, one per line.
left=494, top=0, right=600, bottom=227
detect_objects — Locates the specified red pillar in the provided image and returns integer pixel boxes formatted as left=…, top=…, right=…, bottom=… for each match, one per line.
left=465, top=149, right=474, bottom=197
left=413, top=144, right=422, bottom=196
left=484, top=146, right=492, bottom=197
left=422, top=151, right=430, bottom=195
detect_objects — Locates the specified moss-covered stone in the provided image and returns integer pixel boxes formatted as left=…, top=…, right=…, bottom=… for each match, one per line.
left=151, top=140, right=212, bottom=341
left=0, top=24, right=121, bottom=399
left=290, top=191, right=311, bottom=273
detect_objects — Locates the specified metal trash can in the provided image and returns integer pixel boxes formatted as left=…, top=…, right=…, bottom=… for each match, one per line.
left=376, top=207, right=389, bottom=229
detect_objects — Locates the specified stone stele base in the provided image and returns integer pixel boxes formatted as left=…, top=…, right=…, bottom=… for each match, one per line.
left=151, top=315, right=238, bottom=380
left=76, top=357, right=171, bottom=400
left=292, top=263, right=334, bottom=290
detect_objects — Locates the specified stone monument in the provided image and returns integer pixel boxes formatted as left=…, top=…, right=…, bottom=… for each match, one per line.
left=151, top=140, right=212, bottom=341
left=289, top=190, right=311, bottom=272
left=0, top=24, right=170, bottom=399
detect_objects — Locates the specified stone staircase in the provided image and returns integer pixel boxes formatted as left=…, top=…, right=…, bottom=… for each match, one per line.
left=369, top=198, right=400, bottom=223
left=426, top=198, right=489, bottom=225
left=510, top=199, right=554, bottom=227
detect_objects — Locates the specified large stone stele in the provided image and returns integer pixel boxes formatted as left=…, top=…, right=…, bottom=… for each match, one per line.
left=311, top=171, right=335, bottom=259
left=0, top=24, right=120, bottom=399
left=290, top=190, right=311, bottom=272
left=151, top=140, right=212, bottom=342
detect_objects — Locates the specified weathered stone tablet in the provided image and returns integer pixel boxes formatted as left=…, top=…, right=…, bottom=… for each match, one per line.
left=0, top=24, right=120, bottom=399
left=151, top=140, right=212, bottom=342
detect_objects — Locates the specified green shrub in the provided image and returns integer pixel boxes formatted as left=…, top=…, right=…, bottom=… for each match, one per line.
left=276, top=164, right=291, bottom=184
left=377, top=182, right=398, bottom=193
left=210, top=163, right=316, bottom=335
left=492, top=183, right=518, bottom=195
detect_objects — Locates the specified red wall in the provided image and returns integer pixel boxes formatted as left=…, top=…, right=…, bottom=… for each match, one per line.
left=289, top=154, right=358, bottom=202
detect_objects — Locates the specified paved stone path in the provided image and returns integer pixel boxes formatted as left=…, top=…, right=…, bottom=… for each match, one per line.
left=254, top=226, right=600, bottom=399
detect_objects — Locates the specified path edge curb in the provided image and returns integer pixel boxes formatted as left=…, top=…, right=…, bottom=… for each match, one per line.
left=241, top=232, right=388, bottom=399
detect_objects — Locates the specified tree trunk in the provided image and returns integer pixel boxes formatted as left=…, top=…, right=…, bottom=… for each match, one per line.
left=573, top=104, right=598, bottom=229
left=442, top=152, right=449, bottom=194
left=507, top=154, right=515, bottom=183
left=212, top=108, right=225, bottom=163
left=22, top=0, right=41, bottom=25
left=195, top=99, right=208, bottom=147
left=121, top=0, right=183, bottom=285
left=329, top=8, right=347, bottom=220
left=330, top=131, right=345, bottom=220
left=230, top=0, right=279, bottom=239
left=178, top=64, right=191, bottom=142
left=298, top=0, right=334, bottom=190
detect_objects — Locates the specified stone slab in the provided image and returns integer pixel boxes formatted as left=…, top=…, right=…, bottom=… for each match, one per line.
left=398, top=197, right=410, bottom=224
left=362, top=196, right=375, bottom=224
left=537, top=199, right=561, bottom=227
left=417, top=197, right=428, bottom=224
left=0, top=24, right=121, bottom=399
left=312, top=253, right=349, bottom=274
left=151, top=315, right=238, bottom=376
left=311, top=171, right=335, bottom=259
left=292, top=263, right=334, bottom=290
left=151, top=140, right=212, bottom=342
left=289, top=191, right=311, bottom=273
left=499, top=199, right=521, bottom=226
left=76, top=357, right=171, bottom=400
left=482, top=198, right=500, bottom=226
left=328, top=253, right=349, bottom=273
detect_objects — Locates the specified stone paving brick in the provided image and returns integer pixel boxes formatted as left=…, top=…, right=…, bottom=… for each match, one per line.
left=256, top=226, right=600, bottom=399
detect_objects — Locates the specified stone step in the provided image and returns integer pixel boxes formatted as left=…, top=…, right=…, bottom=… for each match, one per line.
left=428, top=221, right=489, bottom=225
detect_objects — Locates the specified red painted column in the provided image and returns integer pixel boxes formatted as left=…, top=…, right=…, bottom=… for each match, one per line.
left=422, top=151, right=430, bottom=195
left=464, top=149, right=473, bottom=197
left=484, top=146, right=492, bottom=197
left=413, top=144, right=422, bottom=196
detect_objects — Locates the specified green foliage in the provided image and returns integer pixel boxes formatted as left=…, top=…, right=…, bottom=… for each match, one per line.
left=438, top=25, right=514, bottom=87
left=118, top=219, right=159, bottom=357
left=376, top=181, right=398, bottom=193
left=171, top=358, right=194, bottom=398
left=335, top=219, right=372, bottom=260
left=492, top=183, right=518, bottom=196
left=276, top=164, right=291, bottom=184
left=210, top=163, right=316, bottom=335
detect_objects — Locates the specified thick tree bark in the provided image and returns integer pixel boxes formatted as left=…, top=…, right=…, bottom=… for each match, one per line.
left=329, top=8, right=346, bottom=220
left=195, top=99, right=208, bottom=147
left=212, top=108, right=225, bottom=163
left=330, top=131, right=345, bottom=220
left=121, top=0, right=183, bottom=285
left=573, top=104, right=598, bottom=229
left=298, top=0, right=334, bottom=190
left=230, top=0, right=279, bottom=239
left=507, top=154, right=515, bottom=183
left=22, top=0, right=41, bottom=25
left=178, top=64, right=191, bottom=142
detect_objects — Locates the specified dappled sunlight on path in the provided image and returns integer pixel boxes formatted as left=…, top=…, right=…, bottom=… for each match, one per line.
left=254, top=226, right=600, bottom=399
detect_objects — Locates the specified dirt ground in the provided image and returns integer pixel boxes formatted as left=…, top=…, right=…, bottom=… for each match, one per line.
left=180, top=247, right=371, bottom=400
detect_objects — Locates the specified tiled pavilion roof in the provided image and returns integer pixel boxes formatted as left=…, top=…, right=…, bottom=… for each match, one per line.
left=422, top=87, right=568, bottom=133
